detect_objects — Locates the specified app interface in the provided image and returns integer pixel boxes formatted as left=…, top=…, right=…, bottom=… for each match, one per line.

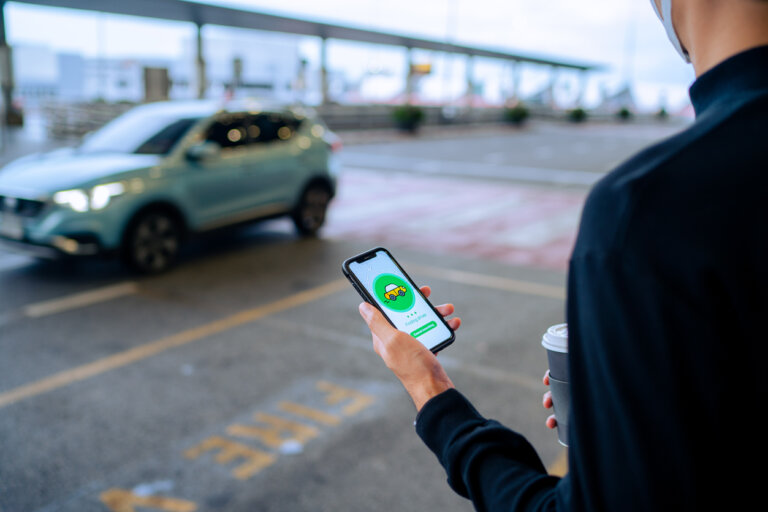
left=349, top=250, right=452, bottom=351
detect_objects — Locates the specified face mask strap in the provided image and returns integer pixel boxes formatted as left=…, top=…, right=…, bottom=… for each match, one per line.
left=651, top=0, right=692, bottom=63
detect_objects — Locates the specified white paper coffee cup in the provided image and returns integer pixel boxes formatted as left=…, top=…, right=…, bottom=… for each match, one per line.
left=542, top=323, right=570, bottom=446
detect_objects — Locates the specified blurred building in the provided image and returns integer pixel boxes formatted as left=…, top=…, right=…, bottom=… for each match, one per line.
left=593, top=85, right=638, bottom=114
left=12, top=30, right=302, bottom=105
left=178, top=30, right=301, bottom=102
left=12, top=45, right=58, bottom=101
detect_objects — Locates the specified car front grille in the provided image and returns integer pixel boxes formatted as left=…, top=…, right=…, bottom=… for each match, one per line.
left=0, top=195, right=46, bottom=217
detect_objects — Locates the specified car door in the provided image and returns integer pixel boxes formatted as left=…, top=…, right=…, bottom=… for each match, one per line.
left=185, top=113, right=255, bottom=228
left=237, top=112, right=304, bottom=210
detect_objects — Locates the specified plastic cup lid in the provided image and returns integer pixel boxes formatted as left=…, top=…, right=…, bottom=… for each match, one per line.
left=541, top=323, right=568, bottom=353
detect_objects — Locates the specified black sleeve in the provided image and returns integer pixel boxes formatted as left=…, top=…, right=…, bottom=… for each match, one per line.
left=415, top=389, right=564, bottom=511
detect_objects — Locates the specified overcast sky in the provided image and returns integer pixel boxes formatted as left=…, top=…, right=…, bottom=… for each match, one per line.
left=5, top=0, right=696, bottom=110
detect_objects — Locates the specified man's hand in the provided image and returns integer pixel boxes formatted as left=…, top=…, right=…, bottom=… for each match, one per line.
left=359, top=285, right=461, bottom=411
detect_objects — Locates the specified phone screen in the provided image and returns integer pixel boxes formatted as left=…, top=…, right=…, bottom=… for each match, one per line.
left=347, top=249, right=453, bottom=352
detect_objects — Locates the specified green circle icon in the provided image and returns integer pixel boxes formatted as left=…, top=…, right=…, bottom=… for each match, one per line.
left=373, top=273, right=415, bottom=312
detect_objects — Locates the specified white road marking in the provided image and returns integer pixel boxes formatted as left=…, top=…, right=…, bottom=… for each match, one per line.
left=327, top=190, right=443, bottom=223
left=342, top=154, right=604, bottom=185
left=483, top=152, right=506, bottom=164
left=410, top=196, right=525, bottom=231
left=22, top=282, right=139, bottom=318
left=407, top=264, right=566, bottom=300
left=490, top=207, right=582, bottom=247
left=413, top=160, right=443, bottom=173
left=0, top=253, right=32, bottom=272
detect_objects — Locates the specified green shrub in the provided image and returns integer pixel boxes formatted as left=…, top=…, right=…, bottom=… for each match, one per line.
left=567, top=107, right=588, bottom=123
left=504, top=104, right=530, bottom=125
left=392, top=105, right=425, bottom=132
left=616, top=107, right=632, bottom=121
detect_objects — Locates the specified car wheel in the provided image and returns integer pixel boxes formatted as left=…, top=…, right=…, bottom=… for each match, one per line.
left=123, top=210, right=181, bottom=274
left=293, top=184, right=331, bottom=236
left=398, top=289, right=405, bottom=296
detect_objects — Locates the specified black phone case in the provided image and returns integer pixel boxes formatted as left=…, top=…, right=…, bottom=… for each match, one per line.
left=342, top=246, right=455, bottom=353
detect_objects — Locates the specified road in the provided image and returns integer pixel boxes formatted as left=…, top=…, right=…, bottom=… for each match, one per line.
left=0, top=119, right=685, bottom=512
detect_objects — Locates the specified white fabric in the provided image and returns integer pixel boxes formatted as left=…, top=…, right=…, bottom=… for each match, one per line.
left=650, top=0, right=691, bottom=63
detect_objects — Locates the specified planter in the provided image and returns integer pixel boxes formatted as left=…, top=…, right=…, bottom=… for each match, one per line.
left=616, top=107, right=632, bottom=121
left=504, top=104, right=530, bottom=126
left=392, top=105, right=425, bottom=133
left=567, top=108, right=588, bottom=123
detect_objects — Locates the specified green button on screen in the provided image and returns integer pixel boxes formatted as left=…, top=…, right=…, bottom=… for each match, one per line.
left=410, top=321, right=437, bottom=338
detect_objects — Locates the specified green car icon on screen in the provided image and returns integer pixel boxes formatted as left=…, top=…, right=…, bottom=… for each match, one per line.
left=374, top=274, right=414, bottom=312
left=384, top=284, right=407, bottom=301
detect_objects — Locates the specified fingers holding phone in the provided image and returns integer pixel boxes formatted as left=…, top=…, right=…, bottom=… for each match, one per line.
left=358, top=301, right=454, bottom=411
left=345, top=248, right=461, bottom=410
left=420, top=285, right=461, bottom=332
left=343, top=247, right=456, bottom=354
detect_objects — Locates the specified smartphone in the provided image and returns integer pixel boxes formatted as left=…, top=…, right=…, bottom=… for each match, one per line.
left=342, top=247, right=455, bottom=353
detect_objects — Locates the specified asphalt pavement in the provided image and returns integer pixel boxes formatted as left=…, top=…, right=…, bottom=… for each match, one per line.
left=0, top=119, right=686, bottom=512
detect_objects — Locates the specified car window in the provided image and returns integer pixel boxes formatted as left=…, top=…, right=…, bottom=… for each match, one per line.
left=80, top=111, right=201, bottom=155
left=249, top=113, right=302, bottom=144
left=135, top=118, right=199, bottom=155
left=205, top=115, right=250, bottom=149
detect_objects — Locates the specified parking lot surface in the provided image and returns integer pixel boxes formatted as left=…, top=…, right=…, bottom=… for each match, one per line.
left=0, top=120, right=684, bottom=512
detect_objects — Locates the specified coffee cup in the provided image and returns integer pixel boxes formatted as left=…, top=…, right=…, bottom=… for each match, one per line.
left=541, top=323, right=570, bottom=446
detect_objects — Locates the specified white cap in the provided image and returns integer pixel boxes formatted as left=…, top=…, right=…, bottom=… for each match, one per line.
left=541, top=323, right=568, bottom=353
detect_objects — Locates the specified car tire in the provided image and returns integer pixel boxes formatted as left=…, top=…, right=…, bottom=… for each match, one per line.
left=122, top=210, right=181, bottom=274
left=398, top=289, right=405, bottom=296
left=292, top=183, right=331, bottom=237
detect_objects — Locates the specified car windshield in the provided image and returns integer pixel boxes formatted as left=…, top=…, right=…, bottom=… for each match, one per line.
left=79, top=109, right=201, bottom=155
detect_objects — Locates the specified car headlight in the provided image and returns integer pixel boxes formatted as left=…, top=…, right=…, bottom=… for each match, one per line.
left=53, top=182, right=125, bottom=212
left=53, top=189, right=90, bottom=212
left=90, top=182, right=125, bottom=210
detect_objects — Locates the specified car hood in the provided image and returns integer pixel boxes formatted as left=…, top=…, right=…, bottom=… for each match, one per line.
left=0, top=149, right=161, bottom=199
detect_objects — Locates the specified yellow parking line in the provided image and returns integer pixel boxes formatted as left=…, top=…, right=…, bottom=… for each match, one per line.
left=408, top=264, right=566, bottom=300
left=22, top=282, right=139, bottom=318
left=0, top=279, right=348, bottom=410
left=548, top=450, right=568, bottom=476
left=0, top=263, right=565, bottom=410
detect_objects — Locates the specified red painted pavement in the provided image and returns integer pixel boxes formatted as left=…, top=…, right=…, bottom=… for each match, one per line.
left=324, top=169, right=588, bottom=270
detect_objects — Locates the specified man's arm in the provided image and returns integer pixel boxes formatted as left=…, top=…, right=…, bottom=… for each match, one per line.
left=358, top=289, right=564, bottom=512
left=415, top=388, right=562, bottom=512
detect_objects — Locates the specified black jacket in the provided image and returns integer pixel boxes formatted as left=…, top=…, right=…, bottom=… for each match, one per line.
left=415, top=45, right=768, bottom=511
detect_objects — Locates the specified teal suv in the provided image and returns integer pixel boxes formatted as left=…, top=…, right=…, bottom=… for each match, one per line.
left=0, top=100, right=341, bottom=272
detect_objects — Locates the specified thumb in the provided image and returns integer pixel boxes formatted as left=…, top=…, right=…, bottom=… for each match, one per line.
left=359, top=302, right=397, bottom=340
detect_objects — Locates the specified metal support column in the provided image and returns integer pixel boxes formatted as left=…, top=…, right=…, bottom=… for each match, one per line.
left=465, top=55, right=474, bottom=107
left=320, top=36, right=329, bottom=105
left=405, top=46, right=414, bottom=104
left=0, top=0, right=15, bottom=127
left=548, top=66, right=559, bottom=108
left=195, top=22, right=206, bottom=99
left=577, top=69, right=588, bottom=107
left=511, top=60, right=521, bottom=102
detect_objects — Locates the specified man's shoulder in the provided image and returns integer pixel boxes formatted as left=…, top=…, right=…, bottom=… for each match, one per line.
left=573, top=132, right=688, bottom=255
left=574, top=102, right=768, bottom=258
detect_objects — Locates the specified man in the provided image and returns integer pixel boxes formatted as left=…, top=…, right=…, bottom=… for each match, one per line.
left=358, top=1, right=768, bottom=510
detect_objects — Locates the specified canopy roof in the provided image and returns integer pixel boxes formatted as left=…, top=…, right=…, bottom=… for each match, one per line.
left=10, top=0, right=603, bottom=71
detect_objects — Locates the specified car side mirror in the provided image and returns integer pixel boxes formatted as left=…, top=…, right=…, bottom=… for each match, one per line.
left=186, top=141, right=221, bottom=162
